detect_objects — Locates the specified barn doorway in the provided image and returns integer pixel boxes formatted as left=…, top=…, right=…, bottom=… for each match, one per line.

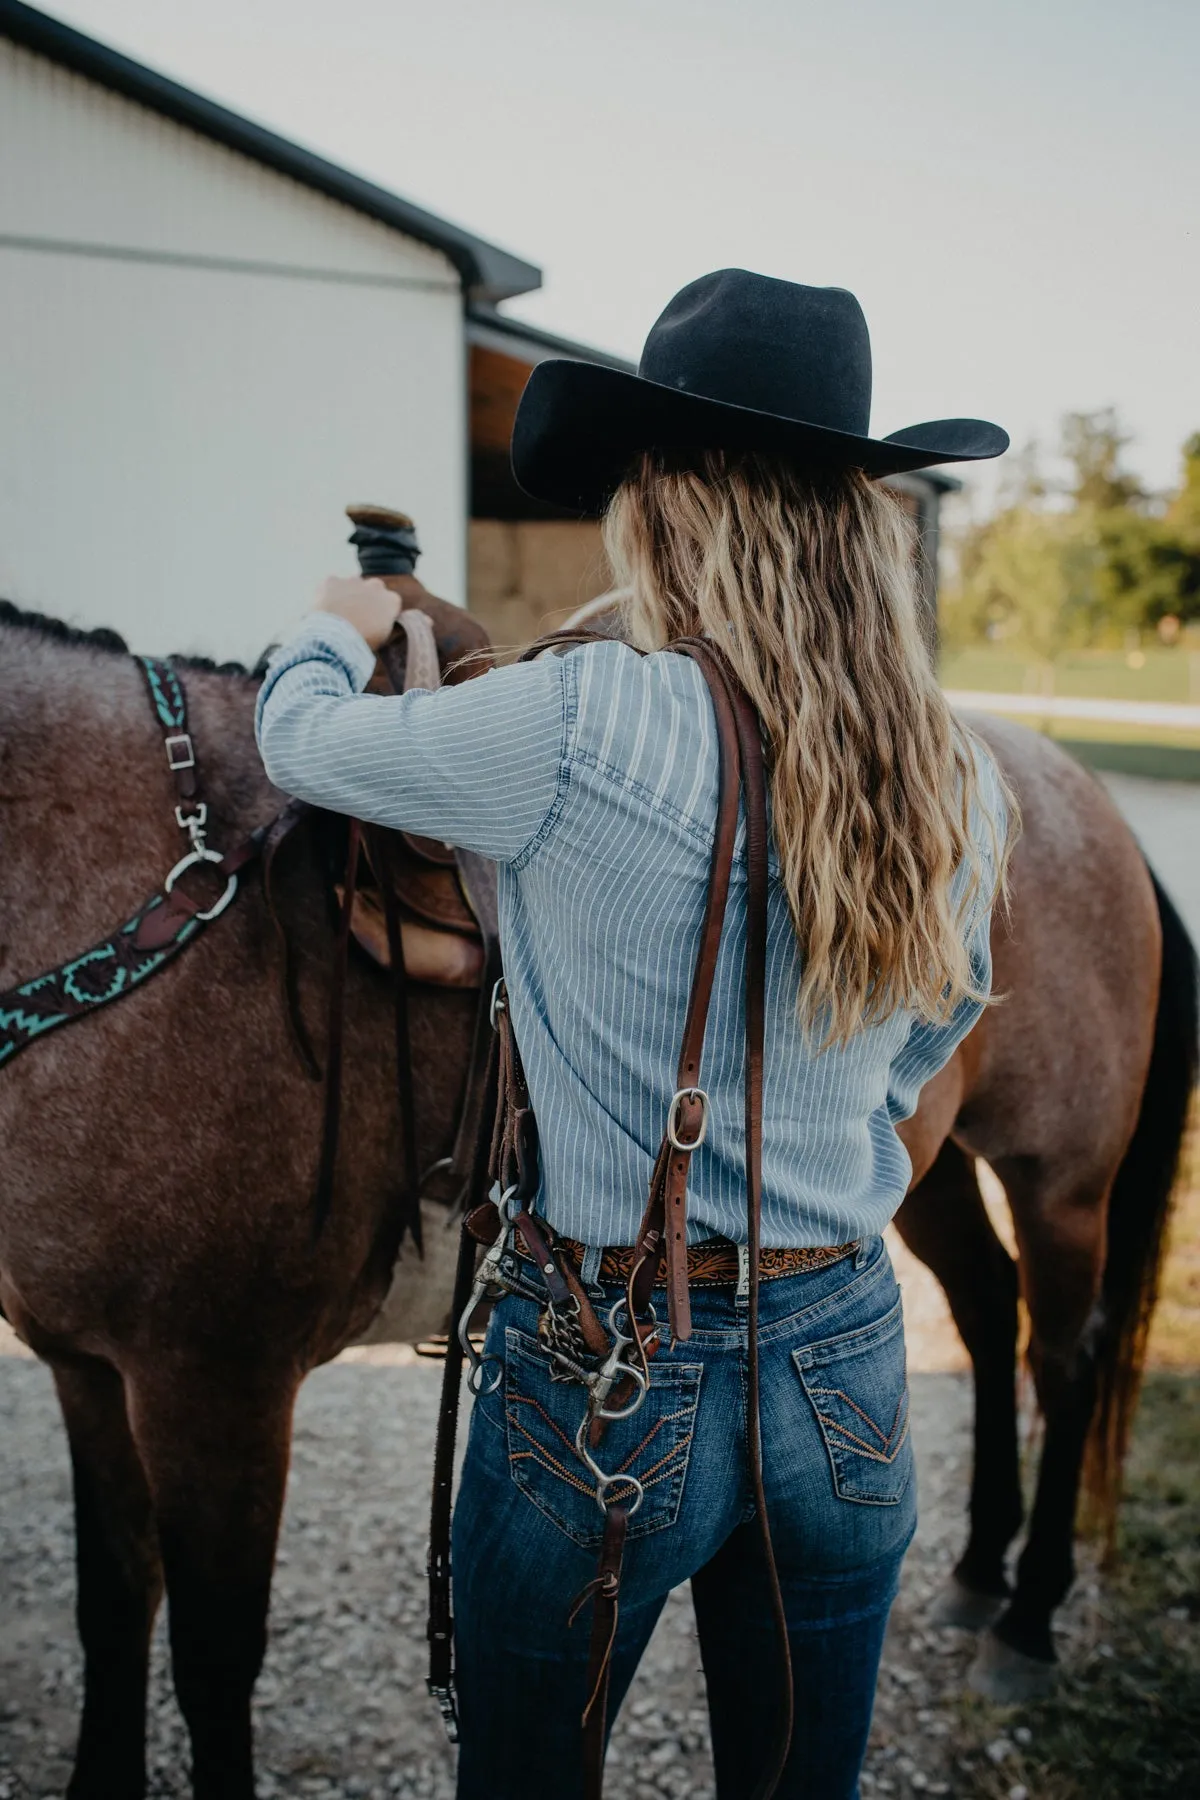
left=467, top=313, right=624, bottom=648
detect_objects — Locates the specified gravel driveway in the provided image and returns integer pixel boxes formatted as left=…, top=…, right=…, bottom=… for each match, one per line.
left=1, top=1330, right=1097, bottom=1800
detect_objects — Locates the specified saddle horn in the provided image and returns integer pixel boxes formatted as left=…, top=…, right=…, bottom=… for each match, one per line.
left=346, top=503, right=422, bottom=577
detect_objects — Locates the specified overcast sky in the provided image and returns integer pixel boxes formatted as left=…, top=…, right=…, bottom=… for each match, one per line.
left=45, top=0, right=1199, bottom=507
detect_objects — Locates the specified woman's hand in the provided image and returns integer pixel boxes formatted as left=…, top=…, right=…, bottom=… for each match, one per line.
left=313, top=576, right=402, bottom=651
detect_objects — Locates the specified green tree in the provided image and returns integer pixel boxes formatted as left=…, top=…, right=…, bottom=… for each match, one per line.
left=1060, top=408, right=1145, bottom=511
left=940, top=502, right=1080, bottom=656
left=1096, top=508, right=1200, bottom=631
left=942, top=416, right=1200, bottom=649
left=1165, top=433, right=1200, bottom=556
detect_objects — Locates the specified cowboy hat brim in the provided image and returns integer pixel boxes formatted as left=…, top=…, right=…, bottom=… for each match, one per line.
left=511, top=359, right=1009, bottom=516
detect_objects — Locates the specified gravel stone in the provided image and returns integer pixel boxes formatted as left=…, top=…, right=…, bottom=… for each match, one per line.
left=1, top=1344, right=1098, bottom=1796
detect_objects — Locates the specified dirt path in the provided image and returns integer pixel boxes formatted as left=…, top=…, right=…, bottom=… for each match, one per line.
left=0, top=1241, right=1098, bottom=1800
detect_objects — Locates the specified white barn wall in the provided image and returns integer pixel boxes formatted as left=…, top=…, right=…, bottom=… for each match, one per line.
left=0, top=40, right=467, bottom=664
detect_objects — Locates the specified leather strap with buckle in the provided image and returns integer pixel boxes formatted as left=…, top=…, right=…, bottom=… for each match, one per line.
left=425, top=630, right=797, bottom=1799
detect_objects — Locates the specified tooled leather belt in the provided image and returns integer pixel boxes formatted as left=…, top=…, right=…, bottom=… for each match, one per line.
left=515, top=1230, right=859, bottom=1287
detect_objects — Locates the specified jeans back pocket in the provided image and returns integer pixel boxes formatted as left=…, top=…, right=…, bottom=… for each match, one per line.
left=503, top=1326, right=702, bottom=1549
left=793, top=1294, right=912, bottom=1505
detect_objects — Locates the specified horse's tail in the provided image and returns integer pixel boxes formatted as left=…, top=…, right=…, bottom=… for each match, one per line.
left=1085, top=869, right=1199, bottom=1543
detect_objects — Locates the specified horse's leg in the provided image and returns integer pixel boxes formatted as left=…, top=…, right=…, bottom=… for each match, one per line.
left=893, top=1142, right=1022, bottom=1627
left=969, top=1159, right=1108, bottom=1702
left=53, top=1359, right=163, bottom=1800
left=126, top=1361, right=298, bottom=1800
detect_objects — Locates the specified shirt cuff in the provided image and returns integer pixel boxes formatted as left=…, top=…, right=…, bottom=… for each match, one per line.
left=272, top=611, right=378, bottom=692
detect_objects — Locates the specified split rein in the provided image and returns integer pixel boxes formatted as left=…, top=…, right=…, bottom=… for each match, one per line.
left=427, top=633, right=794, bottom=1800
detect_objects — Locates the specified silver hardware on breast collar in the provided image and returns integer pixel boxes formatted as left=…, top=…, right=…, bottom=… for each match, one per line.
left=164, top=847, right=239, bottom=922
left=164, top=732, right=195, bottom=772
left=174, top=801, right=209, bottom=852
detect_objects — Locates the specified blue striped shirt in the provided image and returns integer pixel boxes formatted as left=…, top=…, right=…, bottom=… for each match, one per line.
left=256, top=614, right=1001, bottom=1249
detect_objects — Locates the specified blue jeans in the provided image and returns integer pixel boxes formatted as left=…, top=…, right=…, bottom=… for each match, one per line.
left=451, top=1235, right=916, bottom=1800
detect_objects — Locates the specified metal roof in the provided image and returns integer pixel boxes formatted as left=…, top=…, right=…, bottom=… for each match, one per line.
left=466, top=306, right=635, bottom=372
left=0, top=0, right=542, bottom=304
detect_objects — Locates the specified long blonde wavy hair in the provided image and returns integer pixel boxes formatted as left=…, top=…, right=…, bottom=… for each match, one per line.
left=603, top=450, right=1014, bottom=1047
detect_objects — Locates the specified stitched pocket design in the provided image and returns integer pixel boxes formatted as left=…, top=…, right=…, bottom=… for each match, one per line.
left=503, top=1326, right=702, bottom=1549
left=793, top=1294, right=912, bottom=1505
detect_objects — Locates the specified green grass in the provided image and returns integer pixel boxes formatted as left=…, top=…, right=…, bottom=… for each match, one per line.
left=939, top=643, right=1200, bottom=777
left=948, top=1151, right=1200, bottom=1797
left=939, top=645, right=1200, bottom=707
left=1052, top=740, right=1200, bottom=782
left=1148, top=1140, right=1200, bottom=1372
left=951, top=1373, right=1200, bottom=1800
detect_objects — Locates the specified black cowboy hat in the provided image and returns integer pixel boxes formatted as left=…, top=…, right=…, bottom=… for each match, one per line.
left=511, top=268, right=1008, bottom=515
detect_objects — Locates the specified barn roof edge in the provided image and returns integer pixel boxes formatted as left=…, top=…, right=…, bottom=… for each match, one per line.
left=466, top=307, right=636, bottom=373
left=0, top=0, right=543, bottom=304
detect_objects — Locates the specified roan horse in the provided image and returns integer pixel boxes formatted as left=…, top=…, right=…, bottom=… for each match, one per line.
left=1, top=569, right=1197, bottom=1796
left=0, top=560, right=495, bottom=1800
left=566, top=595, right=1199, bottom=1701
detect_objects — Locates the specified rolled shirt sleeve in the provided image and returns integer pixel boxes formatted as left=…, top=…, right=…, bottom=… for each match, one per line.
left=884, top=909, right=993, bottom=1123
left=884, top=737, right=1007, bottom=1122
left=254, top=613, right=573, bottom=865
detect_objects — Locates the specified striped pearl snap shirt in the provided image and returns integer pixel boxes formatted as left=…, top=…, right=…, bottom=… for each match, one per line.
left=255, top=614, right=1002, bottom=1251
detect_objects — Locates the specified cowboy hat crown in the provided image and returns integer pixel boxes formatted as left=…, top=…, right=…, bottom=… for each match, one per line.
left=511, top=268, right=1008, bottom=515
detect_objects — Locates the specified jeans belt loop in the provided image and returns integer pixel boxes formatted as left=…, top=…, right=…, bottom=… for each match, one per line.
left=579, top=1242, right=605, bottom=1296
left=734, top=1242, right=750, bottom=1310
left=853, top=1238, right=871, bottom=1270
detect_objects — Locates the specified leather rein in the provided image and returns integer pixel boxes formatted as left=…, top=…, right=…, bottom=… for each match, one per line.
left=426, top=632, right=793, bottom=1800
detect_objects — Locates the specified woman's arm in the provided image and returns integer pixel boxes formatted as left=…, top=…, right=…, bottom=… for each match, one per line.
left=255, top=606, right=573, bottom=865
